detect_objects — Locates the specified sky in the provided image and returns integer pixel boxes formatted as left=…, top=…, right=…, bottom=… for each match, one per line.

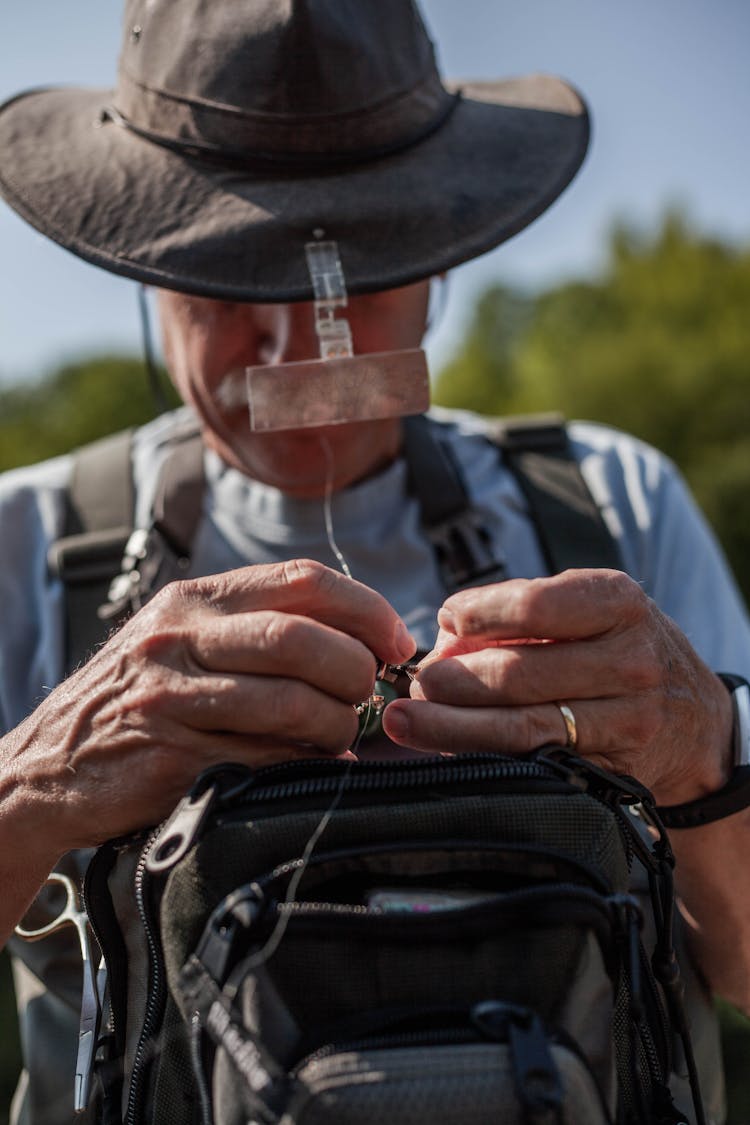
left=1, top=1, right=749, bottom=385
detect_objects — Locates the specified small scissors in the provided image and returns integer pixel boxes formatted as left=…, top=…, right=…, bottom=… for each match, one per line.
left=15, top=871, right=106, bottom=1114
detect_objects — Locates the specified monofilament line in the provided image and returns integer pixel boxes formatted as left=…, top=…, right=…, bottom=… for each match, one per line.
left=320, top=433, right=353, bottom=580
left=236, top=436, right=366, bottom=969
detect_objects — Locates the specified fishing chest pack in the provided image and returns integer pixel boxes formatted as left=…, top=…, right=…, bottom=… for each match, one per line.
left=84, top=748, right=708, bottom=1125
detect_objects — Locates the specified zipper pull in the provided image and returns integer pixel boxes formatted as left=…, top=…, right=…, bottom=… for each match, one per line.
left=146, top=782, right=218, bottom=875
left=195, top=883, right=265, bottom=985
left=472, top=1000, right=563, bottom=1120
left=539, top=749, right=655, bottom=807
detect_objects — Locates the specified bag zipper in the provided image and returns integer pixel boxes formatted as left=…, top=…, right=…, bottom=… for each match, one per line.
left=124, top=829, right=168, bottom=1125
left=146, top=754, right=583, bottom=877
left=196, top=879, right=623, bottom=996
left=271, top=880, right=616, bottom=935
left=84, top=831, right=168, bottom=1125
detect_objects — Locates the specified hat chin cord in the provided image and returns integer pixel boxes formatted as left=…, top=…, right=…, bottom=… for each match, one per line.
left=138, top=284, right=172, bottom=415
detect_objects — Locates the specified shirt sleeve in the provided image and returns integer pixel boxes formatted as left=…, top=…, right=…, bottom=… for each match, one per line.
left=0, top=457, right=71, bottom=735
left=571, top=420, right=750, bottom=677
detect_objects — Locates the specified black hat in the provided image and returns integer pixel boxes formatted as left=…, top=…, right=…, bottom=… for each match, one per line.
left=0, top=0, right=589, bottom=301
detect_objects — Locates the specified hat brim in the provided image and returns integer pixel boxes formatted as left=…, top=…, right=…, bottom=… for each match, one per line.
left=0, top=75, right=588, bottom=301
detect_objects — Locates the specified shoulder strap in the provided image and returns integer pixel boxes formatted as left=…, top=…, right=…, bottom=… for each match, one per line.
left=403, top=414, right=507, bottom=592
left=403, top=412, right=621, bottom=592
left=488, top=413, right=623, bottom=573
left=48, top=430, right=135, bottom=673
left=49, top=422, right=205, bottom=674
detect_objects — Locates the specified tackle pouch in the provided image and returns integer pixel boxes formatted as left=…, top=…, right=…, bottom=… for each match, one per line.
left=84, top=751, right=704, bottom=1125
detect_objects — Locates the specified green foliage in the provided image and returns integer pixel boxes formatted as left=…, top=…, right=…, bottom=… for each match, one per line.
left=0, top=355, right=178, bottom=473
left=435, top=213, right=750, bottom=597
left=718, top=999, right=750, bottom=1123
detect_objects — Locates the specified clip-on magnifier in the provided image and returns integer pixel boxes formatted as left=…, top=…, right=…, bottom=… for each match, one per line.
left=245, top=236, right=430, bottom=431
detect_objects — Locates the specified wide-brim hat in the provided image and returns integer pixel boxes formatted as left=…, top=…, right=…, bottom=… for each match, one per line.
left=0, top=0, right=589, bottom=302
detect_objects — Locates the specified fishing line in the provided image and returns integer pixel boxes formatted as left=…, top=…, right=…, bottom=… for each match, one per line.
left=320, top=433, right=353, bottom=580
left=235, top=719, right=369, bottom=972
left=236, top=436, right=365, bottom=970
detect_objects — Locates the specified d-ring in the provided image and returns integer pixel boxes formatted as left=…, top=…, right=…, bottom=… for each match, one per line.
left=555, top=703, right=578, bottom=749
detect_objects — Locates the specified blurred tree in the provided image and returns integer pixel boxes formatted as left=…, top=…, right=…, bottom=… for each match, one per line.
left=435, top=213, right=750, bottom=598
left=0, top=354, right=178, bottom=473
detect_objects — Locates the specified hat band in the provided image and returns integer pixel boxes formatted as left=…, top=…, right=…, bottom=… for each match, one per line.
left=101, top=89, right=461, bottom=170
left=111, top=67, right=458, bottom=165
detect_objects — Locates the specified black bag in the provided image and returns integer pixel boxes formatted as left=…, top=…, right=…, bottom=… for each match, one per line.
left=84, top=750, right=705, bottom=1125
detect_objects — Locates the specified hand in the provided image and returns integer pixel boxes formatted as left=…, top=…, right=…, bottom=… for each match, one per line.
left=383, top=568, right=732, bottom=805
left=3, top=559, right=415, bottom=854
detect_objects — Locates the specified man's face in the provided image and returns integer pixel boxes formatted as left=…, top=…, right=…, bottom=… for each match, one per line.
left=158, top=281, right=431, bottom=496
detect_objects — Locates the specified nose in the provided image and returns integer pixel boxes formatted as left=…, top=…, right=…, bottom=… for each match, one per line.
left=256, top=303, right=320, bottom=365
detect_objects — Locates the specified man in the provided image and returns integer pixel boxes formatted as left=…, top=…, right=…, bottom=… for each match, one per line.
left=1, top=1, right=749, bottom=1122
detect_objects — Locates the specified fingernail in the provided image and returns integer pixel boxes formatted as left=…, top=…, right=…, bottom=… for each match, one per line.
left=437, top=608, right=456, bottom=633
left=384, top=706, right=409, bottom=742
left=394, top=621, right=417, bottom=660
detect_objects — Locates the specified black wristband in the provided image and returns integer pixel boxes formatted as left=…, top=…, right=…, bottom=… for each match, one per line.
left=657, top=673, right=750, bottom=829
left=658, top=765, right=750, bottom=829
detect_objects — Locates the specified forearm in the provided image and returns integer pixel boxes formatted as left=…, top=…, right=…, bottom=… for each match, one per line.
left=671, top=812, right=750, bottom=1012
left=0, top=723, right=64, bottom=946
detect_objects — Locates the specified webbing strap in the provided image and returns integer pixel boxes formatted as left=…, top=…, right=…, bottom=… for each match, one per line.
left=50, top=422, right=205, bottom=674
left=49, top=430, right=135, bottom=672
left=403, top=414, right=471, bottom=527
left=489, top=414, right=622, bottom=573
left=151, top=426, right=206, bottom=559
left=403, top=415, right=506, bottom=592
left=403, top=413, right=621, bottom=589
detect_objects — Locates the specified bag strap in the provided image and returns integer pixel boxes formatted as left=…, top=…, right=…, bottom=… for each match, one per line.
left=488, top=413, right=623, bottom=573
left=402, top=414, right=507, bottom=592
left=49, top=421, right=205, bottom=674
left=48, top=430, right=136, bottom=673
left=403, top=412, right=622, bottom=591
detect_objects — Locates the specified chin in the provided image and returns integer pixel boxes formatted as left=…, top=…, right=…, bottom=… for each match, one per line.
left=210, top=413, right=402, bottom=496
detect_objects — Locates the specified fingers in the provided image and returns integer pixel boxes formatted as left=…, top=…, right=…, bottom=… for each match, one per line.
left=411, top=632, right=655, bottom=708
left=388, top=567, right=735, bottom=806
left=382, top=694, right=657, bottom=780
left=175, top=559, right=415, bottom=665
left=184, top=611, right=379, bottom=704
left=437, top=569, right=645, bottom=643
left=383, top=698, right=561, bottom=755
left=162, top=672, right=361, bottom=753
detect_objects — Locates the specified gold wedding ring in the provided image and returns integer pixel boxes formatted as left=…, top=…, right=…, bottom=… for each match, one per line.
left=555, top=703, right=578, bottom=749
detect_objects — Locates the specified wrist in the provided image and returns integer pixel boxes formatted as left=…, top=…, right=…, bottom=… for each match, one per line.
left=658, top=673, right=750, bottom=829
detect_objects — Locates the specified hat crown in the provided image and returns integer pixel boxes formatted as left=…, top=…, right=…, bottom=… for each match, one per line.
left=121, top=0, right=436, bottom=116
left=115, top=0, right=452, bottom=161
left=0, top=0, right=589, bottom=302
